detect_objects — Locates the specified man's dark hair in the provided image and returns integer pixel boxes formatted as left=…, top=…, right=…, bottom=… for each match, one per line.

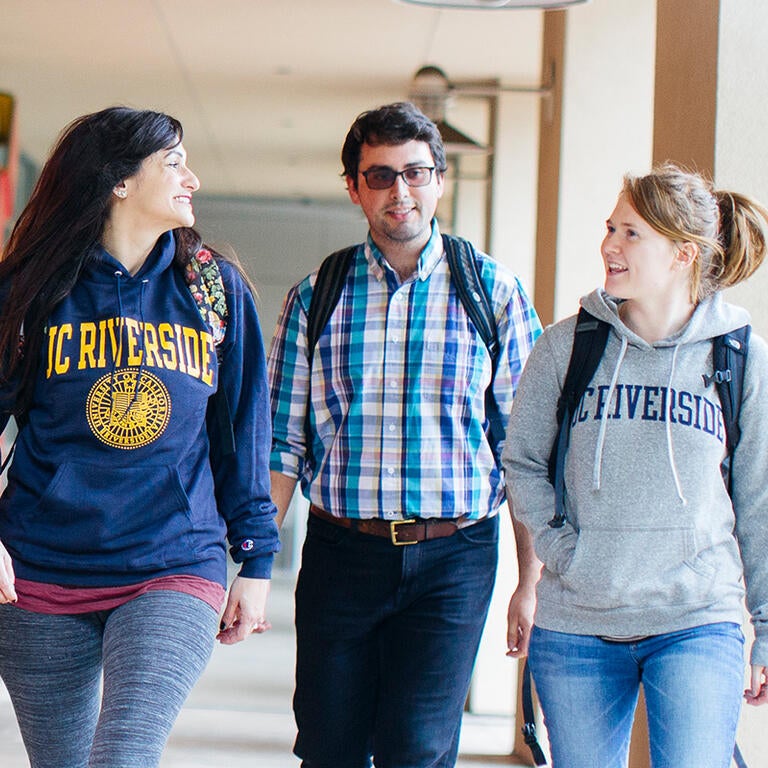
left=341, top=101, right=448, bottom=185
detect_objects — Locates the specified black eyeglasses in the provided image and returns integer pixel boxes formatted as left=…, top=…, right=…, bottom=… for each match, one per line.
left=360, top=166, right=436, bottom=190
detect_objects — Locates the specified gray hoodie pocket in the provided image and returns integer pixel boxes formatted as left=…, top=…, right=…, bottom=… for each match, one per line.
left=560, top=526, right=717, bottom=610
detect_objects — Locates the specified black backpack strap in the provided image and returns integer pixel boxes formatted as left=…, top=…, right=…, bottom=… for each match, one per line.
left=733, top=741, right=749, bottom=768
left=443, top=234, right=500, bottom=361
left=442, top=234, right=504, bottom=453
left=306, top=246, right=357, bottom=369
left=547, top=308, right=610, bottom=528
left=706, top=324, right=750, bottom=493
left=303, top=246, right=357, bottom=469
left=521, top=660, right=548, bottom=766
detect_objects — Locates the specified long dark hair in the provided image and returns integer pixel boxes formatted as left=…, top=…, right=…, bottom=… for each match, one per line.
left=0, top=106, right=207, bottom=418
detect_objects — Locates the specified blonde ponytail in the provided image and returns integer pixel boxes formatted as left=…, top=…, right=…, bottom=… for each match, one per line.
left=623, top=164, right=768, bottom=302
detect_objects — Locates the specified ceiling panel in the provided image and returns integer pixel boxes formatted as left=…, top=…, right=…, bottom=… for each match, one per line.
left=0, top=0, right=544, bottom=199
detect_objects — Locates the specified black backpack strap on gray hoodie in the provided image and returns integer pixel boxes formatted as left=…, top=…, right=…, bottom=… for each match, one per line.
left=547, top=308, right=610, bottom=528
left=546, top=314, right=750, bottom=528
left=706, top=324, right=750, bottom=494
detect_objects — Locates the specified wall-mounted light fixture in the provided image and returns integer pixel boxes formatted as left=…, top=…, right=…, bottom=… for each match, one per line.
left=409, top=63, right=555, bottom=146
left=409, top=66, right=488, bottom=155
left=407, top=62, right=556, bottom=248
left=396, top=0, right=589, bottom=9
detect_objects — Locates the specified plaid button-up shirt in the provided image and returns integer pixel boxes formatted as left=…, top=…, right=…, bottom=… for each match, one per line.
left=268, top=222, right=541, bottom=520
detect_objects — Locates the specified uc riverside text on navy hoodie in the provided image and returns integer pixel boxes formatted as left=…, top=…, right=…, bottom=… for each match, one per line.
left=0, top=231, right=279, bottom=588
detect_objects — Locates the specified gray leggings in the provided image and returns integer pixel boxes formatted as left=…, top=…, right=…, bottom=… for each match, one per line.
left=0, top=590, right=218, bottom=768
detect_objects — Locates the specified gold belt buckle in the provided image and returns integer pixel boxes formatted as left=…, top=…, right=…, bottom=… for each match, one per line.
left=390, top=518, right=417, bottom=545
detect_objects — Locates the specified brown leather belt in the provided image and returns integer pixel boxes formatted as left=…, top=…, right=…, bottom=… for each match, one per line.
left=309, top=504, right=476, bottom=546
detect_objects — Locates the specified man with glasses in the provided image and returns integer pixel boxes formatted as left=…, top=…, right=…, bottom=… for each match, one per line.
left=268, top=101, right=542, bottom=768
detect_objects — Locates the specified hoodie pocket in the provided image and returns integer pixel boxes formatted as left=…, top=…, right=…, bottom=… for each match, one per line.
left=19, top=462, right=201, bottom=573
left=560, top=526, right=717, bottom=610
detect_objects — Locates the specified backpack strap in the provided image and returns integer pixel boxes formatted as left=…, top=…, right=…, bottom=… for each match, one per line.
left=303, top=246, right=357, bottom=467
left=184, top=248, right=228, bottom=355
left=706, top=324, right=750, bottom=494
left=442, top=234, right=503, bottom=455
left=306, top=246, right=357, bottom=370
left=547, top=308, right=610, bottom=528
left=442, top=235, right=500, bottom=362
left=521, top=660, right=548, bottom=766
left=733, top=741, right=749, bottom=768
left=303, top=238, right=503, bottom=467
left=183, top=249, right=234, bottom=457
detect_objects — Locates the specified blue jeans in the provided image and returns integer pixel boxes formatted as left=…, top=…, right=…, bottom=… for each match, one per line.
left=293, top=513, right=499, bottom=768
left=0, top=591, right=217, bottom=768
left=528, top=623, right=745, bottom=768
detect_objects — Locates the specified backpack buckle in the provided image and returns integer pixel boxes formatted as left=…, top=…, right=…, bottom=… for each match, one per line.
left=521, top=722, right=539, bottom=745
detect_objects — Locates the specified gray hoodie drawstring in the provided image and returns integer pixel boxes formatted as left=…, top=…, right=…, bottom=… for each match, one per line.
left=592, top=335, right=688, bottom=506
left=592, top=335, right=628, bottom=490
left=665, top=345, right=688, bottom=506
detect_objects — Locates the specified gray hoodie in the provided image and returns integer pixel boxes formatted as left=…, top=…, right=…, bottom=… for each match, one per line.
left=503, top=288, right=768, bottom=665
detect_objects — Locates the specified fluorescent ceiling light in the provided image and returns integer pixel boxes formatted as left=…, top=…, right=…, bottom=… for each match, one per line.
left=396, top=0, right=589, bottom=9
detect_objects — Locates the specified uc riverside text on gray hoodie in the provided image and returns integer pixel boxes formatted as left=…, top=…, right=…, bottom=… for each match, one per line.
left=503, top=288, right=768, bottom=665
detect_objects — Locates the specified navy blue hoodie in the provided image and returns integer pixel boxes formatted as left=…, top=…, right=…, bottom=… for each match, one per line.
left=0, top=231, right=279, bottom=587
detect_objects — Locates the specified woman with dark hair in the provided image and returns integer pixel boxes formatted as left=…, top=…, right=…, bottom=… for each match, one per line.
left=0, top=106, right=279, bottom=767
left=503, top=163, right=768, bottom=767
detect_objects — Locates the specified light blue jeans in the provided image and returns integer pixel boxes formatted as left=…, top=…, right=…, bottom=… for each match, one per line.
left=528, top=623, right=745, bottom=768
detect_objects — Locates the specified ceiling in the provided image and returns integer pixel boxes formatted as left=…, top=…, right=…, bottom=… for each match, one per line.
left=0, top=0, right=544, bottom=201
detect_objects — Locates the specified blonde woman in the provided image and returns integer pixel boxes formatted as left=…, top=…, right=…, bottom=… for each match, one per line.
left=504, top=164, right=768, bottom=767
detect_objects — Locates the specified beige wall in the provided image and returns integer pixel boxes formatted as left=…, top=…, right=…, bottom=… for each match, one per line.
left=555, top=0, right=656, bottom=322
left=716, top=2, right=768, bottom=760
left=471, top=58, right=543, bottom=719
left=718, top=0, right=768, bottom=337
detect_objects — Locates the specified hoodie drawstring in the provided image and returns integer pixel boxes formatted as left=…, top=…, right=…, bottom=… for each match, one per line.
left=110, top=270, right=125, bottom=412
left=110, top=271, right=149, bottom=417
left=665, top=344, right=688, bottom=506
left=591, top=336, right=688, bottom=506
left=130, top=279, right=149, bottom=410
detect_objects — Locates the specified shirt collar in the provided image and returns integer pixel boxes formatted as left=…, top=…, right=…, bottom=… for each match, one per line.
left=364, top=219, right=443, bottom=283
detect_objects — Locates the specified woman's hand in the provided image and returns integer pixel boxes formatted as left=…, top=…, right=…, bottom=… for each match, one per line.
left=216, top=576, right=271, bottom=645
left=506, top=582, right=536, bottom=658
left=0, top=540, right=16, bottom=604
left=744, top=665, right=768, bottom=706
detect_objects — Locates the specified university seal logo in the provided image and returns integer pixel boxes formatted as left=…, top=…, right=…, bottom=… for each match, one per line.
left=86, top=368, right=171, bottom=449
